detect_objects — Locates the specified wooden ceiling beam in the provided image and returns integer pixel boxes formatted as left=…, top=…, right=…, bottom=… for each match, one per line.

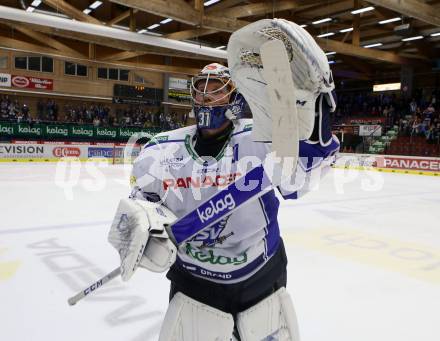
left=365, top=0, right=440, bottom=27
left=129, top=8, right=136, bottom=32
left=165, top=0, right=304, bottom=41
left=398, top=52, right=433, bottom=60
left=338, top=54, right=374, bottom=75
left=372, top=7, right=436, bottom=59
left=88, top=43, right=95, bottom=59
left=316, top=36, right=411, bottom=64
left=107, top=9, right=138, bottom=26
left=306, top=24, right=408, bottom=64
left=0, top=35, right=59, bottom=55
left=219, top=0, right=303, bottom=19
left=293, top=0, right=353, bottom=19
left=352, top=0, right=361, bottom=46
left=165, top=28, right=218, bottom=41
left=165, top=16, right=414, bottom=65
left=0, top=34, right=199, bottom=75
left=205, top=0, right=245, bottom=13
left=164, top=0, right=248, bottom=40
left=201, top=15, right=247, bottom=32
left=0, top=19, right=220, bottom=62
left=100, top=50, right=146, bottom=61
left=8, top=25, right=86, bottom=59
left=43, top=0, right=102, bottom=25
left=120, top=60, right=200, bottom=75
left=195, top=0, right=204, bottom=27
left=0, top=2, right=416, bottom=66
left=109, top=0, right=248, bottom=32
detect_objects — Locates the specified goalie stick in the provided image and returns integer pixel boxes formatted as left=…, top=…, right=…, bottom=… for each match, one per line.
left=67, top=39, right=299, bottom=306
left=67, top=267, right=121, bottom=306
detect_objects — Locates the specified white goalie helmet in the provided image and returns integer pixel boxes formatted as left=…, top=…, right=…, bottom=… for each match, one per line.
left=190, top=63, right=248, bottom=132
left=190, top=63, right=235, bottom=107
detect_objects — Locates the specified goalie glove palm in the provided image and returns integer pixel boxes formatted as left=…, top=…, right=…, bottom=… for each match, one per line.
left=227, top=19, right=335, bottom=142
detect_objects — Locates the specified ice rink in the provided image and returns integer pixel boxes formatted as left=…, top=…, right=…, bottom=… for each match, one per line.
left=1, top=162, right=440, bottom=341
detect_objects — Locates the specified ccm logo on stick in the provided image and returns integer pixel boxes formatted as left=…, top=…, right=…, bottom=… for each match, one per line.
left=197, top=193, right=236, bottom=223
left=83, top=280, right=103, bottom=295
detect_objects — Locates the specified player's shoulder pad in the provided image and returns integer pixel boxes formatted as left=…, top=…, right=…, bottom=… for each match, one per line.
left=143, top=125, right=196, bottom=149
left=231, top=118, right=253, bottom=137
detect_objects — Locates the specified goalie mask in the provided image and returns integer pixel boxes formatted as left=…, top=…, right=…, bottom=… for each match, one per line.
left=190, top=63, right=246, bottom=133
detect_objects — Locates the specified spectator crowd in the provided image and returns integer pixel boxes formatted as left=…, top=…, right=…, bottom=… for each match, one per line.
left=64, top=102, right=111, bottom=126
left=114, top=107, right=188, bottom=130
left=1, top=95, right=31, bottom=123
left=334, top=91, right=402, bottom=126
left=335, top=91, right=440, bottom=144
left=2, top=90, right=439, bottom=144
left=0, top=95, right=188, bottom=130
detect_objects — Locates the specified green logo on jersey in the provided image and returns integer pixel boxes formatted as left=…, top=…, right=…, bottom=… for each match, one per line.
left=155, top=135, right=169, bottom=141
left=147, top=135, right=169, bottom=147
left=185, top=244, right=247, bottom=266
left=244, top=123, right=253, bottom=131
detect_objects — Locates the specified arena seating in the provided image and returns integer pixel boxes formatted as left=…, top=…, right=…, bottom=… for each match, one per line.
left=387, top=136, right=440, bottom=157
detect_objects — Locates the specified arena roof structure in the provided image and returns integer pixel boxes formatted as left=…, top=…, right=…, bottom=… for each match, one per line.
left=0, top=0, right=439, bottom=79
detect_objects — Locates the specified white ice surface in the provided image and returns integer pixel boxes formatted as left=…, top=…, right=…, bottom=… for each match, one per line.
left=1, top=162, right=439, bottom=341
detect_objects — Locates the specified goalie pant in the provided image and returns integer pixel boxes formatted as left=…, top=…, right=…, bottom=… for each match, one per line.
left=131, top=119, right=339, bottom=285
left=167, top=238, right=288, bottom=316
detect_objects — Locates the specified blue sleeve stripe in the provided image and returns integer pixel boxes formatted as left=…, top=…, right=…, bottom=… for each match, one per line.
left=280, top=191, right=298, bottom=200
left=260, top=191, right=281, bottom=256
left=258, top=197, right=269, bottom=260
left=231, top=129, right=251, bottom=137
left=159, top=139, right=185, bottom=143
left=231, top=130, right=246, bottom=137
left=277, top=185, right=298, bottom=200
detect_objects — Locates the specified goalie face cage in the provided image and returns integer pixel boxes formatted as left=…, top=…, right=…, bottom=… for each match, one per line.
left=190, top=75, right=235, bottom=107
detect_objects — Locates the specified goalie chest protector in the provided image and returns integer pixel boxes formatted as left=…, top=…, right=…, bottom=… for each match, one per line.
left=131, top=119, right=282, bottom=284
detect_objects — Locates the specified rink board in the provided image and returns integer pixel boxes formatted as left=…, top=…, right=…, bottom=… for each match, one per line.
left=2, top=148, right=439, bottom=176
left=334, top=153, right=440, bottom=176
left=0, top=142, right=140, bottom=163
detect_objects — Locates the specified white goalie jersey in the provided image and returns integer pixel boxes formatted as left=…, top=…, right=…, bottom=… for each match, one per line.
left=130, top=119, right=339, bottom=284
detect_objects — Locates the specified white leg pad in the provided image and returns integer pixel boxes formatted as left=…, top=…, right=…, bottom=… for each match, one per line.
left=236, top=288, right=300, bottom=341
left=158, top=292, right=234, bottom=341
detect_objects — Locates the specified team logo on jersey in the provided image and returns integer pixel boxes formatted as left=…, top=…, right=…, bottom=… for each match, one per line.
left=191, top=216, right=233, bottom=248
left=185, top=244, right=247, bottom=266
left=195, top=167, right=219, bottom=174
left=197, top=193, right=236, bottom=223
left=163, top=172, right=241, bottom=190
left=160, top=155, right=185, bottom=170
